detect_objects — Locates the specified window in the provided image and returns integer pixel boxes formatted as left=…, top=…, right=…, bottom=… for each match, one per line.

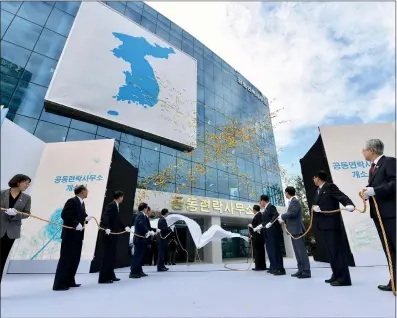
left=22, top=52, right=57, bottom=87
left=1, top=10, right=14, bottom=38
left=197, top=102, right=205, bottom=123
left=3, top=16, right=43, bottom=50
left=118, top=142, right=141, bottom=168
left=17, top=1, right=52, bottom=26
left=96, top=126, right=121, bottom=140
left=120, top=132, right=142, bottom=146
left=40, top=109, right=71, bottom=126
left=205, top=167, right=218, bottom=192
left=191, top=141, right=204, bottom=163
left=176, top=158, right=191, bottom=186
left=192, top=188, right=205, bottom=197
left=66, top=129, right=96, bottom=142
left=1, top=75, right=19, bottom=106
left=143, top=3, right=157, bottom=17
left=141, top=139, right=160, bottom=151
left=12, top=114, right=38, bottom=134
left=34, top=28, right=66, bottom=60
left=159, top=153, right=176, bottom=183
left=141, top=17, right=155, bottom=33
left=169, top=35, right=181, bottom=49
left=1, top=41, right=31, bottom=79
left=45, top=8, right=74, bottom=37
left=155, top=25, right=169, bottom=41
left=160, top=145, right=177, bottom=156
left=34, top=120, right=68, bottom=142
left=204, top=58, right=214, bottom=77
left=0, top=2, right=22, bottom=14
left=204, top=74, right=214, bottom=91
left=9, top=80, right=46, bottom=119
left=157, top=13, right=170, bottom=27
left=105, top=1, right=126, bottom=14
left=138, top=148, right=159, bottom=178
left=55, top=1, right=80, bottom=16
left=204, top=106, right=216, bottom=127
left=217, top=170, right=229, bottom=194
left=125, top=7, right=141, bottom=24
left=70, top=119, right=97, bottom=134
left=204, top=90, right=215, bottom=109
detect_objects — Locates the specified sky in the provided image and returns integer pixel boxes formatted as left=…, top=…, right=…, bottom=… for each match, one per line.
left=148, top=1, right=396, bottom=178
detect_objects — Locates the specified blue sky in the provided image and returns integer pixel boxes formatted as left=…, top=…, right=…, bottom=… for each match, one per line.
left=149, top=2, right=395, bottom=178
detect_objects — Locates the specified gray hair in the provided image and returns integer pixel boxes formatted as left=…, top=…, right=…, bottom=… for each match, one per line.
left=364, top=139, right=384, bottom=155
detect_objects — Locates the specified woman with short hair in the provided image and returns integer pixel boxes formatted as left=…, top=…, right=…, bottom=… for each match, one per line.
left=0, top=174, right=32, bottom=281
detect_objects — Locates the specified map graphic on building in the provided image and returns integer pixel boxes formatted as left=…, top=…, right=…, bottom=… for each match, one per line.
left=111, top=33, right=175, bottom=108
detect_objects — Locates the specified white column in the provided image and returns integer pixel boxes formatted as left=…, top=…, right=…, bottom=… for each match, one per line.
left=203, top=216, right=222, bottom=264
left=282, top=229, right=295, bottom=259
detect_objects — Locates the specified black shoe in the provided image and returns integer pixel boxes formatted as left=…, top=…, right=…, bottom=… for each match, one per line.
left=53, top=286, right=69, bottom=291
left=378, top=284, right=392, bottom=291
left=99, top=280, right=113, bottom=284
left=331, top=281, right=351, bottom=287
left=273, top=270, right=286, bottom=276
left=252, top=268, right=266, bottom=271
left=267, top=269, right=274, bottom=273
left=157, top=268, right=168, bottom=272
left=325, top=278, right=336, bottom=284
left=172, top=263, right=176, bottom=265
left=139, top=272, right=148, bottom=277
left=112, top=278, right=120, bottom=282
left=297, top=273, right=311, bottom=279
left=129, top=273, right=141, bottom=279
left=291, top=272, right=301, bottom=277
left=69, top=284, right=81, bottom=288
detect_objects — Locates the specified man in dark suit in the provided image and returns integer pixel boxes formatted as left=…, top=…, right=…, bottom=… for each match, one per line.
left=258, top=195, right=285, bottom=276
left=129, top=202, right=156, bottom=279
left=249, top=205, right=267, bottom=271
left=279, top=186, right=311, bottom=279
left=53, top=185, right=92, bottom=291
left=312, top=170, right=355, bottom=286
left=98, top=190, right=131, bottom=284
left=157, top=208, right=174, bottom=272
left=362, top=139, right=396, bottom=292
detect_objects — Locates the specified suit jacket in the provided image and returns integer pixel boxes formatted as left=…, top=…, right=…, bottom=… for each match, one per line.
left=281, top=197, right=305, bottom=236
left=249, top=212, right=264, bottom=242
left=262, top=203, right=281, bottom=236
left=61, top=196, right=88, bottom=240
left=367, top=156, right=396, bottom=220
left=158, top=217, right=171, bottom=238
left=100, top=201, right=126, bottom=233
left=0, top=189, right=31, bottom=239
left=133, top=212, right=149, bottom=243
left=313, top=182, right=354, bottom=230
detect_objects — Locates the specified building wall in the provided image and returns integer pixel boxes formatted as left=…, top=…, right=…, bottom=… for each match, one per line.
left=0, top=1, right=284, bottom=205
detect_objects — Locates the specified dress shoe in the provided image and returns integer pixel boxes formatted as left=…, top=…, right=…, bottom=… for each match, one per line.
left=69, top=284, right=81, bottom=288
left=171, top=263, right=176, bottom=265
left=112, top=278, right=120, bottom=282
left=99, top=280, right=113, bottom=284
left=267, top=269, right=274, bottom=274
left=129, top=273, right=141, bottom=279
left=139, top=272, right=148, bottom=277
left=297, top=273, right=311, bottom=279
left=157, top=268, right=169, bottom=272
left=325, top=278, right=336, bottom=284
left=252, top=268, right=266, bottom=271
left=330, top=281, right=352, bottom=287
left=53, top=286, right=70, bottom=291
left=378, top=284, right=393, bottom=291
left=273, top=270, right=286, bottom=276
left=291, top=272, right=301, bottom=277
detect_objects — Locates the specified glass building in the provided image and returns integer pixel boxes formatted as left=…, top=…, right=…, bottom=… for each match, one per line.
left=1, top=2, right=285, bottom=260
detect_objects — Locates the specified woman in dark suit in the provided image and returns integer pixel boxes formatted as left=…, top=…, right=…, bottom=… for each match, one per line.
left=0, top=174, right=31, bottom=281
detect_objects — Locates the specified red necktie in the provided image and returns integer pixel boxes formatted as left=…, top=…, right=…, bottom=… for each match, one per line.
left=370, top=163, right=375, bottom=175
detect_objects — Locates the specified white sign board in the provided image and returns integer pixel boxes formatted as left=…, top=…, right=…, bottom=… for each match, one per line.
left=320, top=122, right=395, bottom=266
left=9, top=139, right=114, bottom=267
left=45, top=1, right=197, bottom=150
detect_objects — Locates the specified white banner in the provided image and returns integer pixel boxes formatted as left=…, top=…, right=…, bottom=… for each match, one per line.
left=10, top=139, right=114, bottom=261
left=45, top=2, right=197, bottom=149
left=320, top=122, right=395, bottom=266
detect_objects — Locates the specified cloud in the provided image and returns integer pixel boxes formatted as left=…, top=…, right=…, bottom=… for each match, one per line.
left=147, top=1, right=395, bottom=152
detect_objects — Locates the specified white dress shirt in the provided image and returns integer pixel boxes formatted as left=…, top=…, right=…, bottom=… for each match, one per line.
left=373, top=154, right=384, bottom=165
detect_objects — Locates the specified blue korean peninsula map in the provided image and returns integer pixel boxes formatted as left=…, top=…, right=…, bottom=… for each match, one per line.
left=111, top=32, right=175, bottom=108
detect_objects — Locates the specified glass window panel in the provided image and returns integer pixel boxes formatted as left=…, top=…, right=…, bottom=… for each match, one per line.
left=177, top=186, right=191, bottom=195
left=34, top=28, right=66, bottom=60
left=0, top=1, right=22, bottom=14
left=194, top=51, right=204, bottom=70
left=118, top=142, right=141, bottom=168
left=70, top=119, right=97, bottom=134
left=204, top=58, right=214, bottom=77
left=205, top=191, right=218, bottom=199
left=197, top=68, right=204, bottom=86
left=129, top=1, right=144, bottom=9
left=125, top=7, right=142, bottom=24
left=192, top=188, right=205, bottom=197
left=204, top=107, right=216, bottom=127
left=217, top=170, right=229, bottom=194
left=66, top=128, right=96, bottom=142
left=40, top=109, right=71, bottom=126
left=142, top=10, right=156, bottom=23
left=120, top=132, right=142, bottom=146
left=214, top=65, right=222, bottom=83
left=170, top=22, right=182, bottom=34
left=45, top=8, right=74, bottom=37
left=96, top=126, right=121, bottom=140
left=157, top=13, right=170, bottom=27
left=228, top=174, right=239, bottom=197
left=157, top=20, right=170, bottom=32
left=143, top=3, right=157, bottom=17
left=191, top=141, right=204, bottom=163
left=197, top=84, right=205, bottom=103
left=170, top=29, right=182, bottom=40
left=169, top=35, right=181, bottom=49
left=155, top=25, right=169, bottom=41
left=0, top=93, right=12, bottom=107
left=182, top=42, right=193, bottom=56
left=196, top=120, right=204, bottom=142
left=197, top=102, right=205, bottom=123
left=138, top=148, right=159, bottom=178
left=55, top=1, right=80, bottom=16
left=160, top=182, right=176, bottom=193
left=203, top=46, right=213, bottom=60
left=176, top=149, right=191, bottom=161
left=142, top=139, right=160, bottom=151
left=34, top=120, right=68, bottom=142
left=204, top=89, right=215, bottom=109
left=160, top=144, right=177, bottom=156
left=95, top=135, right=120, bottom=150
left=1, top=10, right=14, bottom=38
left=214, top=94, right=224, bottom=113
left=12, top=114, right=38, bottom=134
left=194, top=38, right=203, bottom=50
left=159, top=153, right=176, bottom=183
left=3, top=16, right=42, bottom=50
left=205, top=167, right=218, bottom=192
left=214, top=80, right=223, bottom=98
left=22, top=52, right=57, bottom=87
left=0, top=75, right=19, bottom=104
left=9, top=80, right=46, bottom=118
left=141, top=17, right=156, bottom=33
left=17, top=1, right=52, bottom=26
left=0, top=42, right=31, bottom=80
left=239, top=182, right=248, bottom=200
left=204, top=74, right=214, bottom=93
left=127, top=2, right=143, bottom=13
left=105, top=1, right=126, bottom=14
left=176, top=158, right=191, bottom=186
left=191, top=163, right=205, bottom=189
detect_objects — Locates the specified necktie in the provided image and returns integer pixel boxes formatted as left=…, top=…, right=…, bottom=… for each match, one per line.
left=370, top=163, right=375, bottom=175
left=81, top=201, right=86, bottom=213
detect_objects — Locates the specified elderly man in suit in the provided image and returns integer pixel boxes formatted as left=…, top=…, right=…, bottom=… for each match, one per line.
left=312, top=170, right=355, bottom=287
left=53, top=185, right=93, bottom=291
left=98, top=190, right=131, bottom=284
left=249, top=205, right=267, bottom=271
left=279, top=186, right=311, bottom=278
left=1, top=174, right=31, bottom=282
left=362, top=139, right=396, bottom=292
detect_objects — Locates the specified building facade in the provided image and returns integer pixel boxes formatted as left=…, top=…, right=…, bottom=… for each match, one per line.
left=1, top=1, right=285, bottom=262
